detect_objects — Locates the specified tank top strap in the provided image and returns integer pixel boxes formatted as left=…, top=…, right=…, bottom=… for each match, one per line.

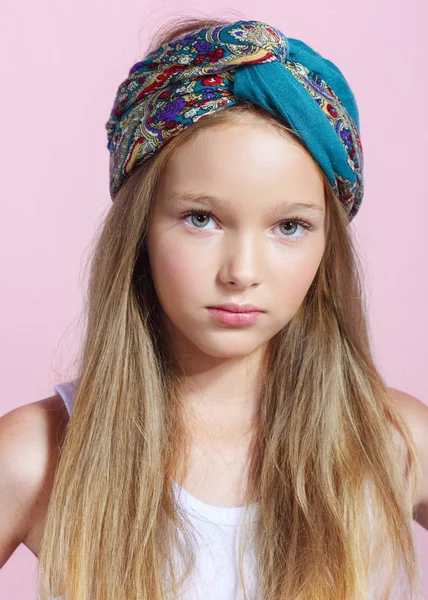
left=54, top=380, right=77, bottom=417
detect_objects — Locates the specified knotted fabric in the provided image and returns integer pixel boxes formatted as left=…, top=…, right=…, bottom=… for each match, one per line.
left=105, top=20, right=364, bottom=220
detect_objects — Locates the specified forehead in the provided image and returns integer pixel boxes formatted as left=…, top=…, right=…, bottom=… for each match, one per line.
left=157, top=122, right=326, bottom=214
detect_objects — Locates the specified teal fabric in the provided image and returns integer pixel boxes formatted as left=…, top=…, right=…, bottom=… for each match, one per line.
left=233, top=55, right=359, bottom=208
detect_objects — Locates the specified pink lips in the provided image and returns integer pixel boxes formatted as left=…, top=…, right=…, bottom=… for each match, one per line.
left=206, top=306, right=264, bottom=326
left=209, top=302, right=263, bottom=313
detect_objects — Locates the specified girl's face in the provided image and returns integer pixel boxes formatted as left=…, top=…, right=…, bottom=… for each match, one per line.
left=146, top=121, right=327, bottom=361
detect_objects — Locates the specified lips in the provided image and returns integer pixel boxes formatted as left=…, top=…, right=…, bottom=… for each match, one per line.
left=207, top=307, right=263, bottom=326
left=207, top=303, right=263, bottom=313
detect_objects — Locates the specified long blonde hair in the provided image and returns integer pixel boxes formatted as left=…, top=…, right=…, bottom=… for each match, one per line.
left=37, top=15, right=422, bottom=600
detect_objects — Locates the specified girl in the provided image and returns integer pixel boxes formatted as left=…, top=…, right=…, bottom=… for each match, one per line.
left=1, top=15, right=427, bottom=600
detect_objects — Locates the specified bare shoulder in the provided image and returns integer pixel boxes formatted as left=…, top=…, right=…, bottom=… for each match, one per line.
left=0, top=394, right=69, bottom=565
left=386, top=386, right=428, bottom=529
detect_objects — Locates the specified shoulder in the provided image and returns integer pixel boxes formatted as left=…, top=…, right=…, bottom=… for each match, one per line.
left=386, top=386, right=428, bottom=528
left=0, top=394, right=69, bottom=564
left=0, top=394, right=69, bottom=465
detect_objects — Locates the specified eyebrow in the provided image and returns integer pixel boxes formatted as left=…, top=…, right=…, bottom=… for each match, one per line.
left=168, top=192, right=325, bottom=215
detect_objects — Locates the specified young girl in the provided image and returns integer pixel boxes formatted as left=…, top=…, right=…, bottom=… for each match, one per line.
left=1, top=16, right=427, bottom=600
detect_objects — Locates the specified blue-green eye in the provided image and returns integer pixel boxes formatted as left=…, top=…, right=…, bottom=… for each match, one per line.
left=273, top=219, right=313, bottom=240
left=183, top=209, right=216, bottom=229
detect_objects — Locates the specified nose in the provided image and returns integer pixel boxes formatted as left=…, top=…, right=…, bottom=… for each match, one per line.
left=218, top=232, right=264, bottom=290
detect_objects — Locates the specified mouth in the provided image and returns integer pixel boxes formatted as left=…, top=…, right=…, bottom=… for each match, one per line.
left=206, top=307, right=264, bottom=326
left=207, top=303, right=264, bottom=314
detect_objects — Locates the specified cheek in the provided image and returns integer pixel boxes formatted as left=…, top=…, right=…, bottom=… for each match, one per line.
left=148, top=236, right=207, bottom=302
left=273, top=248, right=323, bottom=310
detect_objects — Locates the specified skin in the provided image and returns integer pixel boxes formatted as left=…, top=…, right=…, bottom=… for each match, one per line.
left=145, top=119, right=327, bottom=439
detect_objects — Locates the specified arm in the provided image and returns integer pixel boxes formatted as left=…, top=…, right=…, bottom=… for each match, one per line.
left=387, top=387, right=428, bottom=530
left=0, top=397, right=67, bottom=567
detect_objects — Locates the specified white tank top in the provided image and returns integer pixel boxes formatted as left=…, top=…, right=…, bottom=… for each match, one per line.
left=52, top=381, right=422, bottom=599
left=53, top=381, right=260, bottom=599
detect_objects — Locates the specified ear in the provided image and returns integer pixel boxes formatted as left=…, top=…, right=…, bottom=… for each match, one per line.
left=387, top=386, right=428, bottom=530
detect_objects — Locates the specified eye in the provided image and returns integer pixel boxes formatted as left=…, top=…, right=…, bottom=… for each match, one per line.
left=182, top=209, right=314, bottom=241
left=183, top=209, right=216, bottom=229
left=275, top=218, right=313, bottom=241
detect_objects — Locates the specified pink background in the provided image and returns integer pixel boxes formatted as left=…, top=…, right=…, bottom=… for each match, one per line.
left=1, top=0, right=427, bottom=597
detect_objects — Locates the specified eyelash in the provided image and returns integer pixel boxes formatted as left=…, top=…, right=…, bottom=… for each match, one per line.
left=182, top=208, right=314, bottom=242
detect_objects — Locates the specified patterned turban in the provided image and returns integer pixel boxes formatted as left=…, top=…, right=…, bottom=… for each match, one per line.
left=105, top=20, right=364, bottom=220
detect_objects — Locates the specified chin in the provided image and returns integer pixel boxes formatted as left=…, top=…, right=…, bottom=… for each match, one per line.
left=192, top=335, right=268, bottom=360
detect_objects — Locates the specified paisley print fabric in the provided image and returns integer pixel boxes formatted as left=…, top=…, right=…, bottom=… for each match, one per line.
left=105, top=20, right=364, bottom=221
